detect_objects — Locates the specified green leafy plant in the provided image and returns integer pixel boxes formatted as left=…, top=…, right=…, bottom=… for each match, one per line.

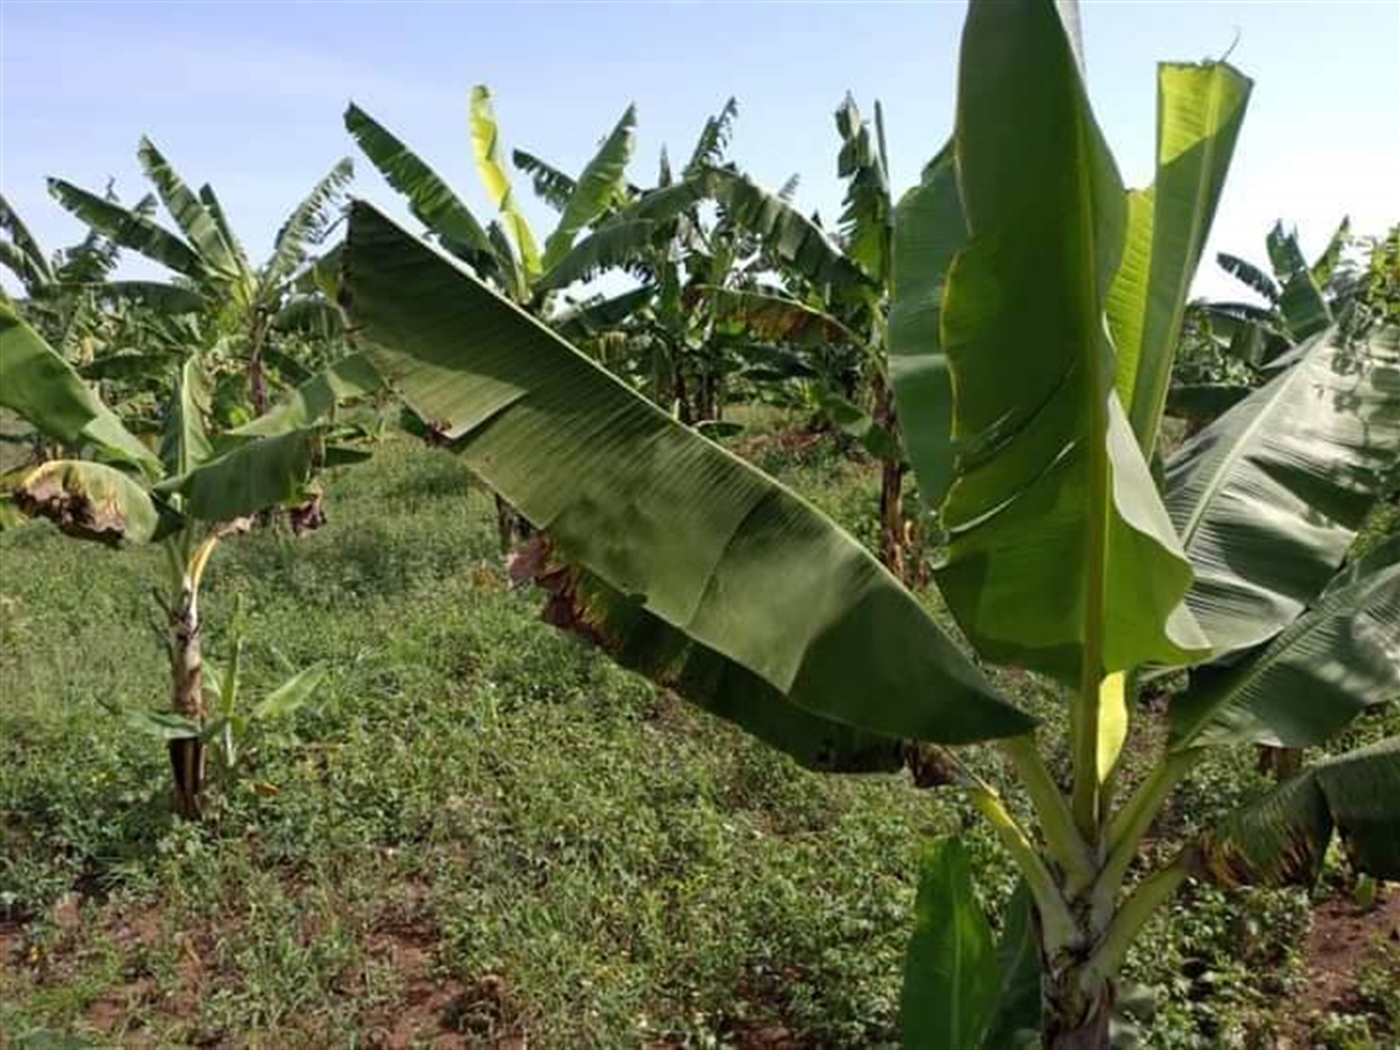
left=0, top=302, right=378, bottom=817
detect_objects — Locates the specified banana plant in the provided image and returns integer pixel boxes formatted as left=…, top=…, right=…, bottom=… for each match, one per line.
left=48, top=142, right=353, bottom=416
left=0, top=302, right=379, bottom=817
left=339, top=4, right=1399, bottom=1046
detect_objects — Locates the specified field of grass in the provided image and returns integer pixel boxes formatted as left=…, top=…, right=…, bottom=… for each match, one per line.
left=2, top=422, right=1396, bottom=1049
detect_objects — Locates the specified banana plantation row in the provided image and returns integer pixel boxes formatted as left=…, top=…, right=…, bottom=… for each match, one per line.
left=2, top=2, right=1397, bottom=1048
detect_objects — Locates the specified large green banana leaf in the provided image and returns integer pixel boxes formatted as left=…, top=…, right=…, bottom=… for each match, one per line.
left=158, top=356, right=213, bottom=477
left=15, top=459, right=162, bottom=546
left=705, top=168, right=869, bottom=290
left=701, top=286, right=858, bottom=346
left=1201, top=736, right=1400, bottom=886
left=1216, top=251, right=1280, bottom=303
left=47, top=179, right=209, bottom=284
left=1164, top=324, right=1400, bottom=657
left=0, top=303, right=158, bottom=472
left=343, top=103, right=498, bottom=272
left=1172, top=535, right=1400, bottom=748
left=933, top=0, right=1208, bottom=684
left=684, top=97, right=739, bottom=176
left=833, top=95, right=891, bottom=284
left=1267, top=222, right=1333, bottom=341
left=343, top=201, right=1032, bottom=745
left=888, top=144, right=966, bottom=513
left=156, top=428, right=319, bottom=523
left=1309, top=216, right=1352, bottom=288
left=136, top=137, right=241, bottom=280
left=533, top=218, right=662, bottom=293
left=470, top=86, right=541, bottom=277
left=540, top=105, right=637, bottom=272
left=1105, top=62, right=1251, bottom=453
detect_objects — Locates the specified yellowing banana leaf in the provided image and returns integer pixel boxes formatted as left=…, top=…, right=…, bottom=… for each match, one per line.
left=344, top=201, right=1032, bottom=745
left=1105, top=61, right=1251, bottom=453
left=15, top=459, right=161, bottom=545
left=470, top=86, right=541, bottom=277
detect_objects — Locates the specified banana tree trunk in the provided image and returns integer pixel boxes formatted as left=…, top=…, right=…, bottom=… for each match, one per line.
left=167, top=583, right=205, bottom=820
left=1043, top=962, right=1114, bottom=1050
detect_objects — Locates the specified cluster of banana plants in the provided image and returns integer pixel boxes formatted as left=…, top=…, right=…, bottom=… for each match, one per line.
left=334, top=1, right=1399, bottom=1046
left=0, top=303, right=381, bottom=817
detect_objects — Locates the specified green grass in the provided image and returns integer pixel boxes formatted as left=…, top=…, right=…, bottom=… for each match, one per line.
left=1, top=425, right=1394, bottom=1048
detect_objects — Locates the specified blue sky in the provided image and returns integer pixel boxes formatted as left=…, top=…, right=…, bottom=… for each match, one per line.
left=1, top=1, right=1396, bottom=299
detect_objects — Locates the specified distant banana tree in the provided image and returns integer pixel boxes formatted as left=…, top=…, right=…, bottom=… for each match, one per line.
left=0, top=302, right=379, bottom=817
left=338, top=2, right=1400, bottom=1047
left=48, top=141, right=352, bottom=416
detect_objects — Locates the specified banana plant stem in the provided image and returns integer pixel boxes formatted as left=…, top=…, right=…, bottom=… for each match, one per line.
left=998, top=734, right=1096, bottom=890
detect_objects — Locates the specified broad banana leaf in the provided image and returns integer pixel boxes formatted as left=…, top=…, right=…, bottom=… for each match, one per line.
left=888, top=144, right=967, bottom=513
left=512, top=538, right=903, bottom=771
left=226, top=353, right=383, bottom=440
left=47, top=179, right=209, bottom=284
left=343, top=103, right=498, bottom=272
left=1106, top=62, right=1251, bottom=453
left=199, top=184, right=248, bottom=270
left=96, top=281, right=207, bottom=314
left=343, top=201, right=1032, bottom=745
left=270, top=296, right=344, bottom=338
left=1164, top=324, right=1400, bottom=657
left=533, top=218, right=662, bottom=293
left=0, top=303, right=158, bottom=472
left=511, top=149, right=576, bottom=212
left=1172, top=535, right=1400, bottom=748
left=900, top=839, right=999, bottom=1050
left=1268, top=222, right=1332, bottom=341
left=158, top=356, right=213, bottom=477
left=552, top=287, right=654, bottom=343
left=262, top=158, right=354, bottom=296
left=470, top=86, right=541, bottom=277
left=1310, top=216, right=1351, bottom=288
left=834, top=94, right=891, bottom=284
left=157, top=427, right=319, bottom=522
left=136, top=137, right=241, bottom=280
left=705, top=168, right=869, bottom=290
left=15, top=459, right=161, bottom=545
left=541, top=104, right=637, bottom=271
left=933, top=0, right=1208, bottom=686
left=1200, top=735, right=1400, bottom=885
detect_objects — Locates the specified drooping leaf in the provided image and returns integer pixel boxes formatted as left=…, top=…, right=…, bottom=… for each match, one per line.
left=701, top=286, right=858, bottom=346
left=1201, top=736, right=1400, bottom=886
left=0, top=302, right=158, bottom=472
left=541, top=104, right=638, bottom=271
left=511, top=149, right=577, bottom=213
left=935, top=0, right=1208, bottom=683
left=94, top=281, right=207, bottom=314
left=343, top=102, right=498, bottom=271
left=270, top=295, right=344, bottom=338
left=900, top=838, right=1000, bottom=1050
left=470, top=86, right=541, bottom=277
left=1164, top=324, right=1400, bottom=657
left=0, top=192, right=55, bottom=289
left=1172, top=535, right=1400, bottom=748
left=705, top=167, right=869, bottom=290
left=552, top=287, right=655, bottom=342
left=15, top=459, right=162, bottom=545
left=511, top=537, right=903, bottom=771
left=344, top=201, right=1032, bottom=745
left=47, top=178, right=209, bottom=284
left=123, top=709, right=202, bottom=741
left=157, top=428, right=318, bottom=522
left=888, top=143, right=967, bottom=513
left=1105, top=61, right=1252, bottom=453
left=1216, top=251, right=1280, bottom=303
left=534, top=218, right=662, bottom=293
